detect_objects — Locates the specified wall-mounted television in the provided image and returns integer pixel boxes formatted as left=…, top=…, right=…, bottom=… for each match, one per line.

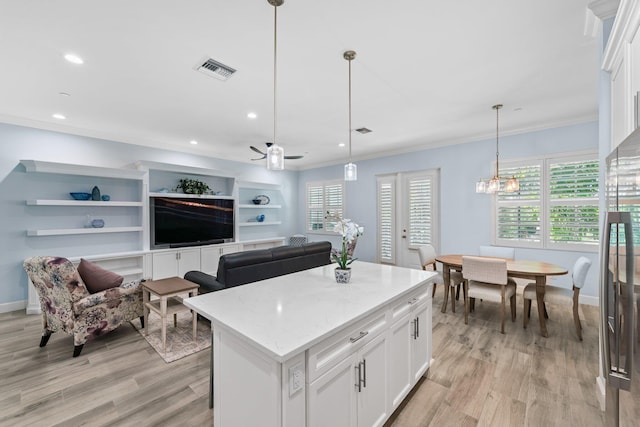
left=150, top=196, right=234, bottom=249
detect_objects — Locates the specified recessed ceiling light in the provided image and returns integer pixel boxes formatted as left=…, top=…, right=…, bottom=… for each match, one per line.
left=338, top=143, right=345, bottom=147
left=64, top=53, right=84, bottom=65
left=52, top=113, right=66, bottom=120
left=247, top=112, right=257, bottom=119
left=190, top=140, right=198, bottom=145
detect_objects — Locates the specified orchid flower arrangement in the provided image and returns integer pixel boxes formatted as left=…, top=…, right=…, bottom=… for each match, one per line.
left=331, top=217, right=364, bottom=269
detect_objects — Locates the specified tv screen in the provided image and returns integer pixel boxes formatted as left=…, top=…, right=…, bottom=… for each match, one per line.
left=150, top=197, right=234, bottom=248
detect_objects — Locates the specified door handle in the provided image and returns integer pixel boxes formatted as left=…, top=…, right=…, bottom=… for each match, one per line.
left=354, top=364, right=361, bottom=392
left=361, top=359, right=366, bottom=388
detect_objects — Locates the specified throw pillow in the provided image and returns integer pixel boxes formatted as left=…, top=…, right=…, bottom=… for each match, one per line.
left=78, top=258, right=123, bottom=294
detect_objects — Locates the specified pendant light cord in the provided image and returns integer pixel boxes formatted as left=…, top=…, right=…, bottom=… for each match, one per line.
left=273, top=2, right=278, bottom=146
left=493, top=104, right=502, bottom=178
left=348, top=56, right=352, bottom=163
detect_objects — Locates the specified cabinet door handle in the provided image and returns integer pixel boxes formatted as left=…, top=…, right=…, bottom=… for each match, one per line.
left=349, top=331, right=368, bottom=343
left=412, top=318, right=418, bottom=340
left=354, top=364, right=362, bottom=392
left=361, top=359, right=366, bottom=388
left=416, top=316, right=419, bottom=338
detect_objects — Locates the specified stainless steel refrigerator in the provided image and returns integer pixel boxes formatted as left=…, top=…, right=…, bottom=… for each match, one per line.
left=602, top=127, right=640, bottom=426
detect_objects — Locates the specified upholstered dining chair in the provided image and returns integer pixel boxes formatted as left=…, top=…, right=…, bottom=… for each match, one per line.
left=23, top=256, right=144, bottom=357
left=479, top=245, right=515, bottom=259
left=462, top=255, right=517, bottom=334
left=522, top=256, right=592, bottom=340
left=418, top=244, right=464, bottom=311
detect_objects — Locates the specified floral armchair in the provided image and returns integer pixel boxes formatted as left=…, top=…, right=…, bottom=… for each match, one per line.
left=23, top=256, right=143, bottom=357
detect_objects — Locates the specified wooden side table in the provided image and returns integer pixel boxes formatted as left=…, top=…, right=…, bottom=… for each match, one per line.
left=142, top=277, right=199, bottom=351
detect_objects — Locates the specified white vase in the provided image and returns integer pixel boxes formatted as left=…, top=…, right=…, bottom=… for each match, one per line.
left=334, top=268, right=351, bottom=284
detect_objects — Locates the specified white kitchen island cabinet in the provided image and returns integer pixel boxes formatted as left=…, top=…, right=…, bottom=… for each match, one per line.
left=184, top=261, right=435, bottom=427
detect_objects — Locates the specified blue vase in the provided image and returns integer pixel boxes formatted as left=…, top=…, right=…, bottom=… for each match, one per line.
left=256, top=214, right=265, bottom=222
left=91, top=186, right=101, bottom=201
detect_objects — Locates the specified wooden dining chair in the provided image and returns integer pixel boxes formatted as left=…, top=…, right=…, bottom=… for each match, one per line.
left=418, top=245, right=464, bottom=311
left=462, top=255, right=517, bottom=334
left=522, top=256, right=592, bottom=340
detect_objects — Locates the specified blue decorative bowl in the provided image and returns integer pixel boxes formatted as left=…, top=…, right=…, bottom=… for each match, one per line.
left=70, top=192, right=91, bottom=200
left=91, top=219, right=105, bottom=228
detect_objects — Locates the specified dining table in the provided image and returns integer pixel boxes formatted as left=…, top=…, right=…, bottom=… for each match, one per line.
left=435, top=254, right=568, bottom=337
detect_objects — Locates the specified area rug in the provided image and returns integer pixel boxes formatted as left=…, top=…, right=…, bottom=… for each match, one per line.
left=131, top=312, right=211, bottom=363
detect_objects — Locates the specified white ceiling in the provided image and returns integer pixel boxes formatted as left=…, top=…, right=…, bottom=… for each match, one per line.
left=0, top=0, right=599, bottom=170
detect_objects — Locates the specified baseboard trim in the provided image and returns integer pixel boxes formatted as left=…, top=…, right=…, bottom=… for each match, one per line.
left=596, top=375, right=606, bottom=411
left=0, top=300, right=27, bottom=314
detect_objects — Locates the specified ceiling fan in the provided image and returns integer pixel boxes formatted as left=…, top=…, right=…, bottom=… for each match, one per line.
left=249, top=143, right=304, bottom=161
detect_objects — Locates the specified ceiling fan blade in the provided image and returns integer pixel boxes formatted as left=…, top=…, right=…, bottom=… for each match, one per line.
left=284, top=155, right=304, bottom=159
left=251, top=156, right=266, bottom=161
left=250, top=145, right=266, bottom=155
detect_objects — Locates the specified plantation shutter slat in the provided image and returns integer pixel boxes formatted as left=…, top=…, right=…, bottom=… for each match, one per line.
left=408, top=176, right=432, bottom=246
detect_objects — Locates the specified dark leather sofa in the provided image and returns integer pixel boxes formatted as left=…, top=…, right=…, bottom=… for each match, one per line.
left=184, top=241, right=332, bottom=293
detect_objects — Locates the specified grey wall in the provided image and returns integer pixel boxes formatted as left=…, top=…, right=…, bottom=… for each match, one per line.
left=0, top=122, right=299, bottom=307
left=298, top=121, right=601, bottom=300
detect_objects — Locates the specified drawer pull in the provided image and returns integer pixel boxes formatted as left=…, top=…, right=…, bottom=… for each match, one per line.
left=408, top=297, right=418, bottom=305
left=349, top=331, right=368, bottom=343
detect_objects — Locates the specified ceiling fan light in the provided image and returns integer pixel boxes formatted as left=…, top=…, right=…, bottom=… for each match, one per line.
left=344, top=162, right=357, bottom=181
left=267, top=143, right=284, bottom=170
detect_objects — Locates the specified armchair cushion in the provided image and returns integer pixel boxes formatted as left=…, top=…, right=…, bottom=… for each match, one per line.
left=78, top=258, right=123, bottom=293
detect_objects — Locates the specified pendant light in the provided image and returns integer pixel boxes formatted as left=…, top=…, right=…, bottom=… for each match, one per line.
left=266, top=0, right=285, bottom=170
left=475, top=104, right=519, bottom=193
left=344, top=50, right=357, bottom=181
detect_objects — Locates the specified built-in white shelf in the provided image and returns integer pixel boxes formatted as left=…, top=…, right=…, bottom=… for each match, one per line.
left=26, top=199, right=143, bottom=207
left=135, top=160, right=236, bottom=178
left=239, top=221, right=282, bottom=227
left=148, top=192, right=234, bottom=200
left=27, top=226, right=144, bottom=236
left=236, top=180, right=282, bottom=191
left=238, top=204, right=282, bottom=209
left=20, top=160, right=146, bottom=180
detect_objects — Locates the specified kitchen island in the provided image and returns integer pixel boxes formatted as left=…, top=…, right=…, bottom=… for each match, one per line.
left=184, top=261, right=435, bottom=427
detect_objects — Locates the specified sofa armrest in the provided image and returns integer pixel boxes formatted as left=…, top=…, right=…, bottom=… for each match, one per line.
left=73, top=280, right=142, bottom=312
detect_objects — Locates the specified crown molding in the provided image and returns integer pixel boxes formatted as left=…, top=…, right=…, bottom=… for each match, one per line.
left=602, top=0, right=640, bottom=71
left=588, top=0, right=620, bottom=20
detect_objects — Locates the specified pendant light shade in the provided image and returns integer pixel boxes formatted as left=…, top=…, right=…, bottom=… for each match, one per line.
left=475, top=104, right=519, bottom=193
left=267, top=143, right=284, bottom=170
left=267, top=0, right=285, bottom=171
left=344, top=50, right=357, bottom=181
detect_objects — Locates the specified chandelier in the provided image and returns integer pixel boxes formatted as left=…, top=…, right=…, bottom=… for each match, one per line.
left=475, top=104, right=519, bottom=193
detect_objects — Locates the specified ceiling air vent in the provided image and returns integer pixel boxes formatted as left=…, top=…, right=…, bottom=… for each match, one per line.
left=355, top=127, right=372, bottom=134
left=195, top=57, right=236, bottom=81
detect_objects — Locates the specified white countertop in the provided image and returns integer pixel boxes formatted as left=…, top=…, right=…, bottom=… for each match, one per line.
left=183, top=262, right=435, bottom=362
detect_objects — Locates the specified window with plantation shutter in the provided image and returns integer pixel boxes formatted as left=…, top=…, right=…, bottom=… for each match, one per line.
left=494, top=152, right=599, bottom=251
left=547, top=157, right=599, bottom=248
left=407, top=176, right=433, bottom=246
left=377, top=176, right=395, bottom=263
left=306, top=180, right=345, bottom=233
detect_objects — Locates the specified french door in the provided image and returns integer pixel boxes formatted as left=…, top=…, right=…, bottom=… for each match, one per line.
left=376, top=170, right=439, bottom=268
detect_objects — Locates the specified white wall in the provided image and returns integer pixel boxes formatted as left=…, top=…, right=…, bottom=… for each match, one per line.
left=0, top=122, right=299, bottom=308
left=298, top=121, right=601, bottom=300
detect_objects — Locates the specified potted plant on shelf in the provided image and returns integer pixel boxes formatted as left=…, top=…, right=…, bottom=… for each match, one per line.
left=175, top=178, right=212, bottom=195
left=330, top=215, right=364, bottom=284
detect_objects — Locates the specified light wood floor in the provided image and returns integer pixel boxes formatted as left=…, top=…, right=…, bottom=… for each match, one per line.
left=0, top=291, right=604, bottom=427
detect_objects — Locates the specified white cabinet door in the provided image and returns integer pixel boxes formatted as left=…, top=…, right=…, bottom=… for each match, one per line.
left=411, top=301, right=431, bottom=383
left=200, top=244, right=240, bottom=276
left=152, top=251, right=179, bottom=279
left=357, top=332, right=388, bottom=427
left=388, top=312, right=413, bottom=410
left=611, top=55, right=629, bottom=149
left=177, top=248, right=201, bottom=277
left=152, top=248, right=201, bottom=279
left=307, top=354, right=357, bottom=427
